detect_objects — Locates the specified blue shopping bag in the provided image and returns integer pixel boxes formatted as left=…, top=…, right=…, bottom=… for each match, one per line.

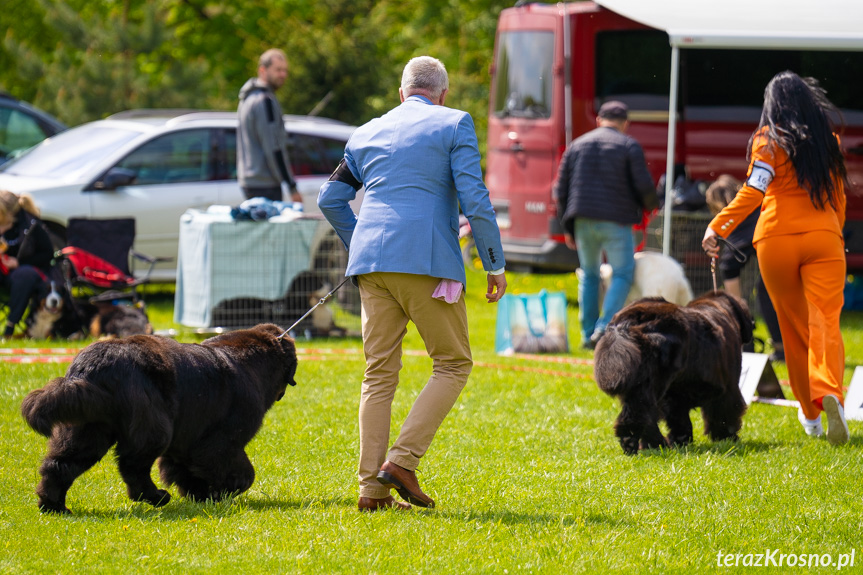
left=495, top=290, right=569, bottom=355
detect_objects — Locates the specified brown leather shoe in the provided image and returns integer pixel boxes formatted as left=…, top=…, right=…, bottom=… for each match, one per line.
left=357, top=495, right=411, bottom=512
left=376, top=461, right=436, bottom=508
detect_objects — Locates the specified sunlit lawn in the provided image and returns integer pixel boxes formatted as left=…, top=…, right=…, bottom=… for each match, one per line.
left=1, top=267, right=862, bottom=573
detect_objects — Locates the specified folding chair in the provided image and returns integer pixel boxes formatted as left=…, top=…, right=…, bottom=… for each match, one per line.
left=55, top=218, right=170, bottom=303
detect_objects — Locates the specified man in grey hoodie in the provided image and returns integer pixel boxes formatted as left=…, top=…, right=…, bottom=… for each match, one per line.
left=237, top=49, right=302, bottom=205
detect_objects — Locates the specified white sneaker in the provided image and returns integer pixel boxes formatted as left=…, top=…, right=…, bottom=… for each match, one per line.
left=823, top=395, right=850, bottom=445
left=798, top=408, right=823, bottom=437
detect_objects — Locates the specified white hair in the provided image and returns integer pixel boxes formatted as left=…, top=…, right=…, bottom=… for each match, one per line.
left=400, top=56, right=449, bottom=99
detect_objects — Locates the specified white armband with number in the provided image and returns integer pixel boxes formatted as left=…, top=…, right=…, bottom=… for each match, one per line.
left=746, top=160, right=774, bottom=193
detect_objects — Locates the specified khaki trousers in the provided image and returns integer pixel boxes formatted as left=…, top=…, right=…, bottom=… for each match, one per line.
left=357, top=272, right=472, bottom=498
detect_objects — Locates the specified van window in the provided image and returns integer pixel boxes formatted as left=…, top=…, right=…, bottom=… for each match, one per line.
left=492, top=31, right=554, bottom=119
left=596, top=32, right=863, bottom=127
left=596, top=30, right=670, bottom=112
left=684, top=49, right=863, bottom=126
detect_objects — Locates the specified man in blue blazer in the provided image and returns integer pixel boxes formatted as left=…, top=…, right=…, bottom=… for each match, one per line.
left=318, top=56, right=507, bottom=512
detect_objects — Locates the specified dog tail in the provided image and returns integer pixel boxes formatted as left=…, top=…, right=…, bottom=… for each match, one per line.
left=592, top=326, right=642, bottom=396
left=20, top=377, right=113, bottom=437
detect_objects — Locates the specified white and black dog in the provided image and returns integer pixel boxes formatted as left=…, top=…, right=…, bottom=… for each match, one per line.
left=25, top=282, right=66, bottom=339
left=26, top=283, right=152, bottom=340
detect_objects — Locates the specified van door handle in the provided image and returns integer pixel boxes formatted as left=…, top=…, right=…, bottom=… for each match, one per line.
left=848, top=146, right=863, bottom=155
left=510, top=143, right=524, bottom=152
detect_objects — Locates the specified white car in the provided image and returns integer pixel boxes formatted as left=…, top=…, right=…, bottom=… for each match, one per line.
left=0, top=110, right=358, bottom=282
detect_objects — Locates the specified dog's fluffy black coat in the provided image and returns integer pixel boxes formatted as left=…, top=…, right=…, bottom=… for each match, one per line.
left=593, top=292, right=752, bottom=455
left=21, top=323, right=297, bottom=513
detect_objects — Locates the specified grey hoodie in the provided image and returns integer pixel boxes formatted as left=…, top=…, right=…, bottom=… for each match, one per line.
left=237, top=78, right=297, bottom=191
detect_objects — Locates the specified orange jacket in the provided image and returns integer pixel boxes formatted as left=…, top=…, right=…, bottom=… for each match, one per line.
left=708, top=130, right=846, bottom=243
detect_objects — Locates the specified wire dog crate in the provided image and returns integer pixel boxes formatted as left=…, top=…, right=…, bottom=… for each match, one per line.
left=645, top=211, right=761, bottom=315
left=175, top=214, right=361, bottom=337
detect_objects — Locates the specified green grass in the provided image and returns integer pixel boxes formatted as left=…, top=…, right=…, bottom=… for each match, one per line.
left=2, top=269, right=862, bottom=573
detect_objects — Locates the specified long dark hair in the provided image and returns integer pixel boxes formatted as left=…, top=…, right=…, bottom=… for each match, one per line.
left=748, top=71, right=847, bottom=210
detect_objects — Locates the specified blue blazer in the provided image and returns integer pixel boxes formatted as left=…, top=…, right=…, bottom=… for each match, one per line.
left=318, top=95, right=504, bottom=285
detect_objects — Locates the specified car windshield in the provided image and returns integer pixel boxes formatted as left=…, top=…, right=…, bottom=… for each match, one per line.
left=0, top=124, right=141, bottom=179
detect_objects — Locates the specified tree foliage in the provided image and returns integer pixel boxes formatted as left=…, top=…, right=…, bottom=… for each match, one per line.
left=3, top=0, right=224, bottom=125
left=0, top=0, right=513, bottom=144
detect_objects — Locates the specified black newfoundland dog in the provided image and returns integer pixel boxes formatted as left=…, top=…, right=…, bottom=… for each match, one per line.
left=21, top=323, right=297, bottom=513
left=593, top=292, right=752, bottom=455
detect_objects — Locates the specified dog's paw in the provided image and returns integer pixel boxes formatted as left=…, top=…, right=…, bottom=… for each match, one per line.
left=141, top=489, right=171, bottom=507
left=207, top=492, right=225, bottom=503
left=666, top=434, right=693, bottom=447
left=153, top=489, right=171, bottom=507
left=182, top=488, right=211, bottom=502
left=39, top=505, right=71, bottom=514
left=37, top=497, right=71, bottom=514
left=619, top=437, right=640, bottom=455
left=708, top=423, right=741, bottom=442
left=639, top=437, right=669, bottom=451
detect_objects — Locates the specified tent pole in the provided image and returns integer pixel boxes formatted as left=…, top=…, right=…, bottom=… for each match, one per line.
left=662, top=45, right=680, bottom=256
left=561, top=2, right=573, bottom=145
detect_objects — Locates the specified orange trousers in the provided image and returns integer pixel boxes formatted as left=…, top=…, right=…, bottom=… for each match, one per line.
left=756, top=231, right=846, bottom=420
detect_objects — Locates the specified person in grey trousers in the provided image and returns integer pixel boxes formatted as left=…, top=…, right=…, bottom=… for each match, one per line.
left=553, top=101, right=658, bottom=350
left=237, top=48, right=302, bottom=205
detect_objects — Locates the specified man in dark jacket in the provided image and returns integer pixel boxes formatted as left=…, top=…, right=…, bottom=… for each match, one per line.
left=237, top=49, right=302, bottom=205
left=553, top=101, right=658, bottom=349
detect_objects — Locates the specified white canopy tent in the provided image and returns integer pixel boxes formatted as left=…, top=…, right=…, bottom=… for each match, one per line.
left=594, top=0, right=863, bottom=254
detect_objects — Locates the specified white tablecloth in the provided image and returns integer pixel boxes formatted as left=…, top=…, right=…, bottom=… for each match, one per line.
left=173, top=209, right=326, bottom=327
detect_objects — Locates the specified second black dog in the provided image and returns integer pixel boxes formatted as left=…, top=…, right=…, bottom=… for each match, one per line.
left=593, top=291, right=752, bottom=455
left=20, top=323, right=297, bottom=513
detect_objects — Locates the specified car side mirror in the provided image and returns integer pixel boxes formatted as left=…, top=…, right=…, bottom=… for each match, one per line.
left=94, top=167, right=137, bottom=190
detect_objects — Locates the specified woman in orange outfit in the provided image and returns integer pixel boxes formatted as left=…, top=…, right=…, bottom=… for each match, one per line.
left=702, top=71, right=849, bottom=444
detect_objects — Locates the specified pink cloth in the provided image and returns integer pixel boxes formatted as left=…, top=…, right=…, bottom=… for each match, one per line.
left=432, top=279, right=463, bottom=304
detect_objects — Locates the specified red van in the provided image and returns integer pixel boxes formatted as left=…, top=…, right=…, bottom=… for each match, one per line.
left=486, top=1, right=863, bottom=272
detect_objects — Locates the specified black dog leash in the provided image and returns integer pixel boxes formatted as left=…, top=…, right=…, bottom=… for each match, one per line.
left=710, top=237, right=748, bottom=292
left=276, top=277, right=351, bottom=340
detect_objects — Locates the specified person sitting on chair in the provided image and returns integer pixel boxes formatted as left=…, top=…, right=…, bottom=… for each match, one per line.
left=0, top=190, right=55, bottom=337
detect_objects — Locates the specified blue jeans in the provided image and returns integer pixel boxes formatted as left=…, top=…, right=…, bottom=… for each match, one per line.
left=575, top=218, right=635, bottom=340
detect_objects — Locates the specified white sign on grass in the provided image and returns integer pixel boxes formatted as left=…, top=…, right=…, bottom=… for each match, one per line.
left=844, top=366, right=863, bottom=421
left=739, top=352, right=769, bottom=404
left=739, top=352, right=800, bottom=408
